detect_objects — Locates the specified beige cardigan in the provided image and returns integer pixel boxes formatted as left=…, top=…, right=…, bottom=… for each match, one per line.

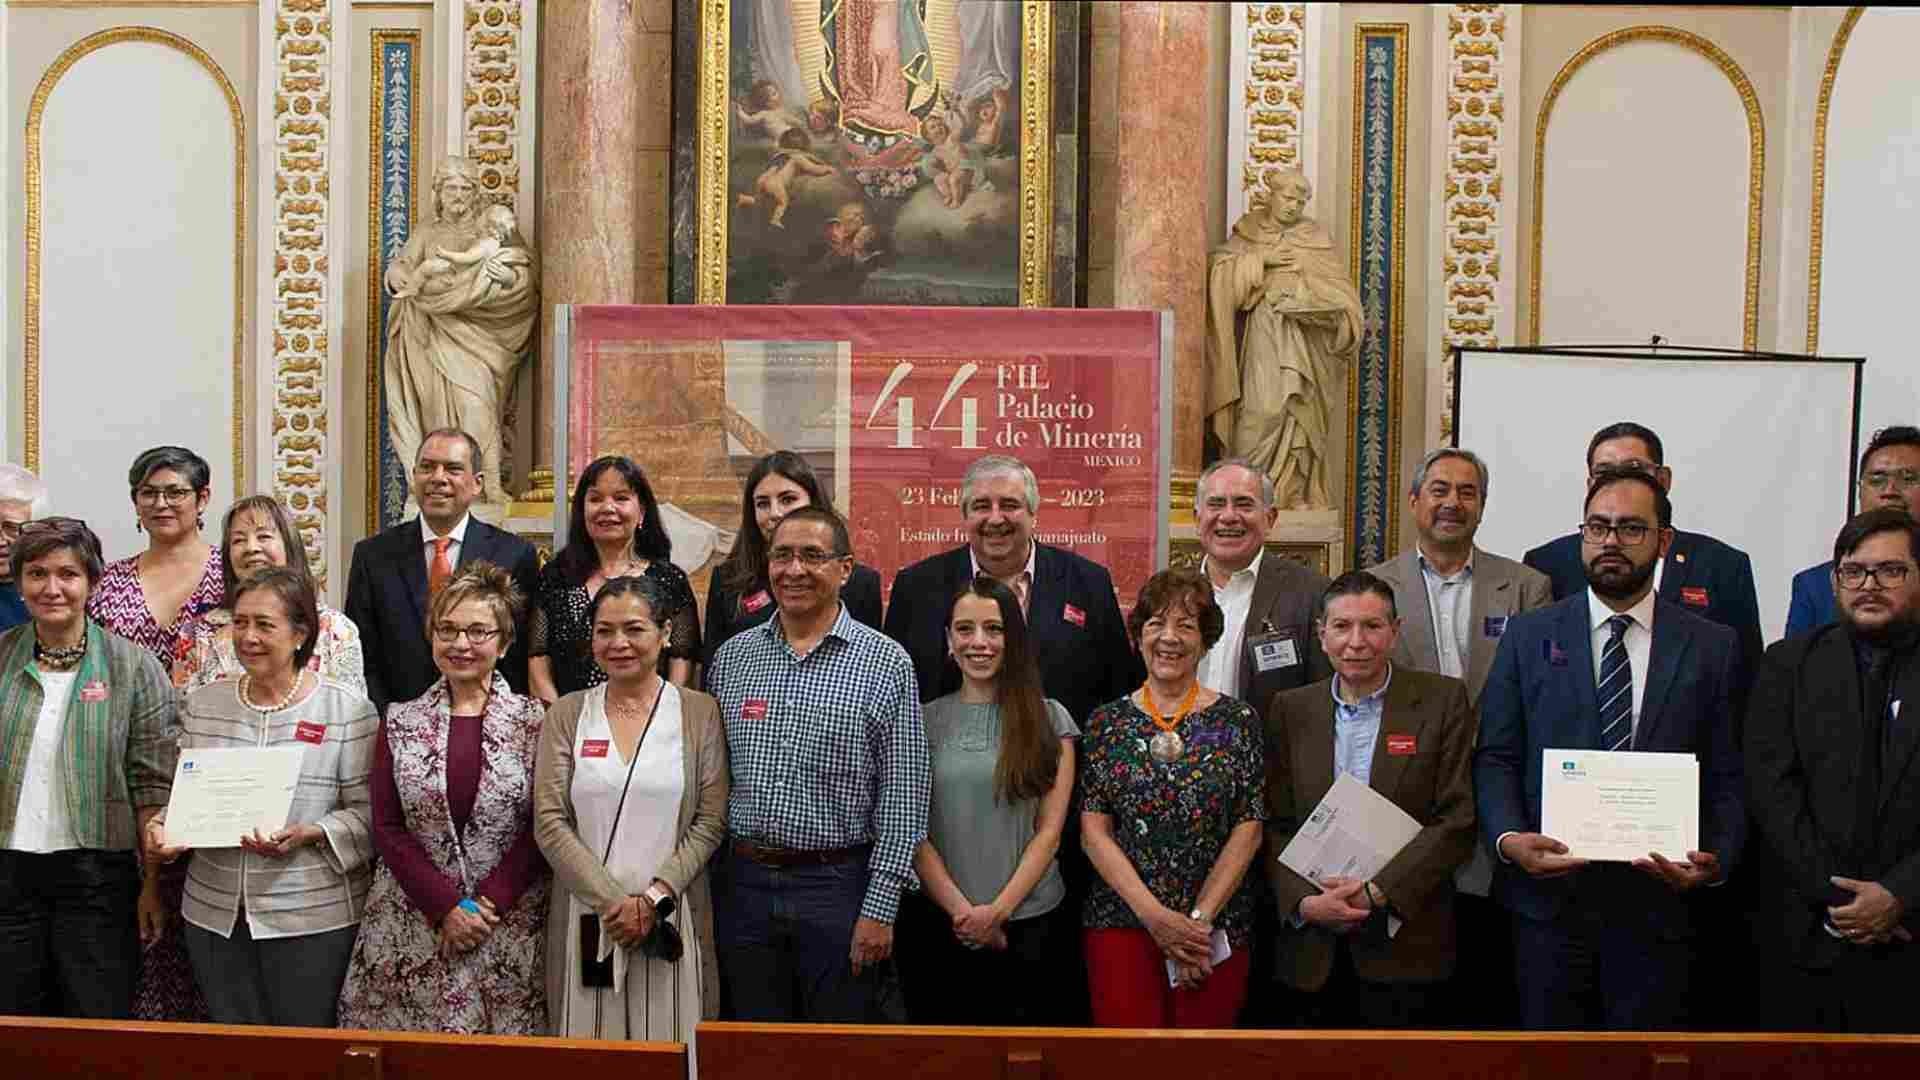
left=533, top=684, right=727, bottom=1024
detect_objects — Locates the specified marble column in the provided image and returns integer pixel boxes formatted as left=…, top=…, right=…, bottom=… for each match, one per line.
left=1112, top=3, right=1214, bottom=510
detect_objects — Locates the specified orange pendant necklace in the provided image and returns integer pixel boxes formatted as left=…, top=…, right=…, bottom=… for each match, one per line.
left=1141, top=681, right=1199, bottom=763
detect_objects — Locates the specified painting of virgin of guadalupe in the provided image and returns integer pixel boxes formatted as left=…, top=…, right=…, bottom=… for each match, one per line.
left=679, top=0, right=1068, bottom=307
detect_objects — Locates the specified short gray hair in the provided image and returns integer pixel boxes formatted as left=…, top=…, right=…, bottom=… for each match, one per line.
left=1194, top=458, right=1274, bottom=513
left=0, top=464, right=48, bottom=515
left=960, top=455, right=1039, bottom=515
left=1410, top=447, right=1489, bottom=499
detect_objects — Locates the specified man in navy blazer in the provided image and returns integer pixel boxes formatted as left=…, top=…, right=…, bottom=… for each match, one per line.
left=1524, top=422, right=1761, bottom=698
left=1476, top=468, right=1744, bottom=1030
left=344, top=429, right=540, bottom=714
left=883, top=454, right=1139, bottom=722
left=1785, top=425, right=1920, bottom=638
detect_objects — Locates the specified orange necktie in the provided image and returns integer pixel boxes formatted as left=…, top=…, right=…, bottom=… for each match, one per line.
left=429, top=537, right=453, bottom=596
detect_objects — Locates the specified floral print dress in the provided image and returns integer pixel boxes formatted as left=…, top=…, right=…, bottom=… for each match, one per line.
left=173, top=603, right=368, bottom=698
left=1078, top=693, right=1269, bottom=951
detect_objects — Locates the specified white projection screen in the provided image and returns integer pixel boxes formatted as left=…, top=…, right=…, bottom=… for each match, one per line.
left=1456, top=347, right=1862, bottom=644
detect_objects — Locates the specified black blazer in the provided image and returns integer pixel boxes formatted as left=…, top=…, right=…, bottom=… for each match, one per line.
left=1746, top=624, right=1920, bottom=969
left=343, top=516, right=540, bottom=714
left=701, top=562, right=883, bottom=668
left=882, top=543, right=1141, bottom=724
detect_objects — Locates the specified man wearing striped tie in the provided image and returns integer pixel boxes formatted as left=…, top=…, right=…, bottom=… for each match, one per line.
left=1473, top=466, right=1745, bottom=1030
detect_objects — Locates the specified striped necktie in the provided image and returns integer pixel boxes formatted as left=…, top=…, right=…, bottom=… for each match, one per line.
left=1597, top=614, right=1634, bottom=751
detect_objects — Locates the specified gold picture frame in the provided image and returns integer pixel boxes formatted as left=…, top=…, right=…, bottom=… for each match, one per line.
left=690, top=0, right=1056, bottom=307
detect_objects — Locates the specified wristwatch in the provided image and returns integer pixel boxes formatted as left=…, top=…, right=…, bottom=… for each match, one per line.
left=1188, top=907, right=1211, bottom=924
left=646, top=883, right=676, bottom=921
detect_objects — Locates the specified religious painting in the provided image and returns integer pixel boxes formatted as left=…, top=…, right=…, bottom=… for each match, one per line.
left=674, top=0, right=1076, bottom=307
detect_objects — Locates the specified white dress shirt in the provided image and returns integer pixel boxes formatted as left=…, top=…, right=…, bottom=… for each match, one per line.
left=1587, top=585, right=1657, bottom=740
left=420, top=512, right=472, bottom=575
left=8, top=671, right=79, bottom=853
left=1417, top=548, right=1474, bottom=680
left=1199, top=551, right=1263, bottom=698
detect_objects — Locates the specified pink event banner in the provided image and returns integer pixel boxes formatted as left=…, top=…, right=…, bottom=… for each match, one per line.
left=564, top=305, right=1166, bottom=610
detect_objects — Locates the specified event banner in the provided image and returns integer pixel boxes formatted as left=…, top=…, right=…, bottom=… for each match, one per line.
left=560, top=306, right=1167, bottom=610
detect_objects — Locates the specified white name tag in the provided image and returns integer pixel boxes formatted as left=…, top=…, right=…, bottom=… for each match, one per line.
left=1254, top=638, right=1300, bottom=672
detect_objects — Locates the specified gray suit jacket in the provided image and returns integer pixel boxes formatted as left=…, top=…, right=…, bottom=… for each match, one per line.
left=1236, top=553, right=1334, bottom=718
left=1368, top=546, right=1551, bottom=895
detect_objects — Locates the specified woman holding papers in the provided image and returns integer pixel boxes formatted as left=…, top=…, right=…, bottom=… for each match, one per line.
left=1079, top=568, right=1267, bottom=1028
left=897, top=575, right=1078, bottom=1025
left=533, top=574, right=726, bottom=1042
left=336, top=562, right=550, bottom=1034
left=144, top=567, right=377, bottom=1027
left=0, top=517, right=173, bottom=1019
left=1262, top=571, right=1477, bottom=1028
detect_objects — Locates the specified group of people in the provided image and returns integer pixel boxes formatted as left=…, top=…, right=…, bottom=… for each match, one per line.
left=0, top=417, right=1915, bottom=1041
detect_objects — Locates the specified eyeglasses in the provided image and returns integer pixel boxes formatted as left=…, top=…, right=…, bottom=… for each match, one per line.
left=768, top=546, right=848, bottom=569
left=134, top=486, right=198, bottom=506
left=1579, top=519, right=1655, bottom=546
left=1862, top=468, right=1920, bottom=492
left=1836, top=561, right=1912, bottom=590
left=431, top=622, right=501, bottom=644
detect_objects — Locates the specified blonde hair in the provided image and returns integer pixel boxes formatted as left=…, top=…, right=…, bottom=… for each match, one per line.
left=427, top=560, right=525, bottom=652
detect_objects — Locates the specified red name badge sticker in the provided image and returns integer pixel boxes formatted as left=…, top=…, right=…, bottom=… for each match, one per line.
left=294, top=721, right=326, bottom=745
left=579, top=739, right=610, bottom=759
left=741, top=698, right=769, bottom=721
left=1062, top=603, right=1086, bottom=628
left=1681, top=586, right=1710, bottom=608
left=79, top=680, right=108, bottom=703
left=743, top=589, right=773, bottom=614
left=1387, top=734, right=1417, bottom=756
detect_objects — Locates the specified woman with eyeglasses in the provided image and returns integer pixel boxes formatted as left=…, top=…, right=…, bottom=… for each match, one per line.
left=702, top=451, right=882, bottom=667
left=535, top=574, right=725, bottom=1043
left=337, top=562, right=550, bottom=1034
left=86, top=446, right=224, bottom=1023
left=174, top=496, right=365, bottom=697
left=0, top=517, right=174, bottom=1018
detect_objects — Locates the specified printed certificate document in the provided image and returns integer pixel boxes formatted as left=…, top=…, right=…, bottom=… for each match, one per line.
left=1277, top=772, right=1423, bottom=887
left=1540, top=749, right=1698, bottom=862
left=162, top=746, right=306, bottom=848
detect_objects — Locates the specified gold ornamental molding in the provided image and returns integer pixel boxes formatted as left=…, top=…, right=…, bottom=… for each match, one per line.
left=1528, top=25, right=1764, bottom=351
left=464, top=0, right=524, bottom=205
left=1805, top=6, right=1866, bottom=355
left=1438, top=4, right=1507, bottom=443
left=23, top=26, right=246, bottom=482
left=1014, top=0, right=1054, bottom=309
left=1232, top=4, right=1308, bottom=221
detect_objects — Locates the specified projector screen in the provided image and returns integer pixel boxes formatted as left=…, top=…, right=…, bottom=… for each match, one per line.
left=1456, top=347, right=1862, bottom=644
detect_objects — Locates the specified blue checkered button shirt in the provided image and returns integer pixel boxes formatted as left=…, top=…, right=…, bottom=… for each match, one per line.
left=707, top=603, right=930, bottom=923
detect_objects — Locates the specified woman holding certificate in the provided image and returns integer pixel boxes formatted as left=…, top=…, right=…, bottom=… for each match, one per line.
left=336, top=562, right=549, bottom=1033
left=0, top=517, right=174, bottom=1019
left=144, top=567, right=377, bottom=1027
left=1079, top=568, right=1267, bottom=1028
left=534, top=575, right=725, bottom=1042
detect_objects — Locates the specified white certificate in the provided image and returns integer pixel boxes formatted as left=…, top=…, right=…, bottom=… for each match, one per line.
left=1277, top=772, right=1423, bottom=887
left=1539, top=749, right=1698, bottom=862
left=162, top=746, right=306, bottom=848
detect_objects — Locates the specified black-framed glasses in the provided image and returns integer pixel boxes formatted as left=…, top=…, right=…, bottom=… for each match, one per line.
left=1862, top=468, right=1920, bottom=492
left=431, top=622, right=501, bottom=644
left=1579, top=519, right=1654, bottom=546
left=1836, top=561, right=1913, bottom=590
left=134, top=486, right=198, bottom=506
left=768, top=546, right=849, bottom=569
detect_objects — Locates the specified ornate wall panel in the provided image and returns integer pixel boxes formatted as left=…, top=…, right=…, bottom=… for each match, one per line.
left=462, top=0, right=522, bottom=207
left=367, top=29, right=420, bottom=532
left=1347, top=23, right=1408, bottom=570
left=1227, top=3, right=1308, bottom=226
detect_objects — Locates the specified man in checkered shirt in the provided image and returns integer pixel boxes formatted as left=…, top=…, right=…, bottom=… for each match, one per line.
left=706, top=506, right=929, bottom=1022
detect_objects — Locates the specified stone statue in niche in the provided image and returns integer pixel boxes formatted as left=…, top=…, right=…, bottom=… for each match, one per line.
left=383, top=155, right=539, bottom=507
left=1204, top=168, right=1364, bottom=511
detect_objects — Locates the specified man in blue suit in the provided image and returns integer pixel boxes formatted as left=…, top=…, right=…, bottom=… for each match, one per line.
left=1524, top=422, right=1761, bottom=698
left=1786, top=425, right=1920, bottom=637
left=1476, top=468, right=1744, bottom=1030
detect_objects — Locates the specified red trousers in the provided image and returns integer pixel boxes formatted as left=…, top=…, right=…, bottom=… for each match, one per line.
left=1084, top=927, right=1250, bottom=1028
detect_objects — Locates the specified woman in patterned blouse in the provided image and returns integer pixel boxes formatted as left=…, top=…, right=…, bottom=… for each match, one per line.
left=85, top=445, right=224, bottom=1023
left=1079, top=568, right=1267, bottom=1028
left=174, top=496, right=366, bottom=697
left=528, top=456, right=700, bottom=702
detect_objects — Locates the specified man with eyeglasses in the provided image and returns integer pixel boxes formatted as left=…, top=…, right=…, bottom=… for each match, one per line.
left=0, top=464, right=46, bottom=632
left=1786, top=426, right=1920, bottom=637
left=1747, top=506, right=1920, bottom=1032
left=707, top=506, right=930, bottom=1023
left=1476, top=467, right=1744, bottom=1030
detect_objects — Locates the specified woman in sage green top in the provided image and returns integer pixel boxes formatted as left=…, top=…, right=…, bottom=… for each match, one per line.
left=898, top=575, right=1077, bottom=1026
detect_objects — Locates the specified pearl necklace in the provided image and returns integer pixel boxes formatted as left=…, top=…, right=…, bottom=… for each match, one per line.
left=238, top=671, right=305, bottom=714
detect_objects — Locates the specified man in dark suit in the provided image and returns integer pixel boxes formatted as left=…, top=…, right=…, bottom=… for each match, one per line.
left=1265, top=572, right=1477, bottom=1028
left=1785, top=426, right=1920, bottom=637
left=1369, top=446, right=1551, bottom=1027
left=883, top=454, right=1138, bottom=721
left=1523, top=422, right=1761, bottom=693
left=1193, top=457, right=1329, bottom=717
left=1747, top=507, right=1920, bottom=1032
left=1476, top=468, right=1744, bottom=1030
left=344, top=428, right=539, bottom=713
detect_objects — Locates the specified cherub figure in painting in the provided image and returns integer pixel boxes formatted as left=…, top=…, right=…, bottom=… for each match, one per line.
left=736, top=128, right=837, bottom=229
left=735, top=79, right=795, bottom=141
left=825, top=202, right=883, bottom=265
left=918, top=115, right=979, bottom=209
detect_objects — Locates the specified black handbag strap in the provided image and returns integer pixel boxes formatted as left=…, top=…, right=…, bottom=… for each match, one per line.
left=598, top=680, right=666, bottom=866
